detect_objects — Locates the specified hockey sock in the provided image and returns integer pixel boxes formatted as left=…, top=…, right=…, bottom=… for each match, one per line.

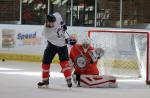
left=42, top=64, right=50, bottom=80
left=60, top=61, right=72, bottom=79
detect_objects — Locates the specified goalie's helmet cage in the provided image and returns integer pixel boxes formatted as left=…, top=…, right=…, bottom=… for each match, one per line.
left=82, top=37, right=91, bottom=49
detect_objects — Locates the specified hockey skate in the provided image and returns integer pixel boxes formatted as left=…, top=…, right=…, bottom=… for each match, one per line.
left=37, top=79, right=49, bottom=88
left=66, top=78, right=72, bottom=88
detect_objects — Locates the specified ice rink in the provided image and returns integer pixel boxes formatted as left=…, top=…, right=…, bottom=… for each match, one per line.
left=0, top=61, right=150, bottom=98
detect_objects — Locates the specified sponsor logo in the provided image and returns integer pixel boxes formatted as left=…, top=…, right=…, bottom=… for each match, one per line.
left=17, top=32, right=36, bottom=40
left=17, top=32, right=42, bottom=45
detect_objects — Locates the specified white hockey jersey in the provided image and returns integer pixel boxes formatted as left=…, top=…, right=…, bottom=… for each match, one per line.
left=42, top=12, right=66, bottom=47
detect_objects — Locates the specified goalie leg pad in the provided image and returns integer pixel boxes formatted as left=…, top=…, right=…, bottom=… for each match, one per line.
left=79, top=75, right=118, bottom=88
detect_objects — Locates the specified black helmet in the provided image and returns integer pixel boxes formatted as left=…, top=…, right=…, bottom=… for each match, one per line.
left=46, top=14, right=56, bottom=22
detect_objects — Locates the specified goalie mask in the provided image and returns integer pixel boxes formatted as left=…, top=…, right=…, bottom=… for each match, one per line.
left=82, top=37, right=91, bottom=50
left=45, top=14, right=56, bottom=28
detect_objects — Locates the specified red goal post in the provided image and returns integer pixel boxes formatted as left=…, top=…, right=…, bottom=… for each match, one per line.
left=88, top=29, right=150, bottom=85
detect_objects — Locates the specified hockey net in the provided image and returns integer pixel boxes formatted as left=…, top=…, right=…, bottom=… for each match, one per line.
left=88, top=29, right=150, bottom=85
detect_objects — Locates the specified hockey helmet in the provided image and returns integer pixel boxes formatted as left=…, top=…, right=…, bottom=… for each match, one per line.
left=46, top=14, right=56, bottom=28
left=46, top=14, right=56, bottom=22
left=82, top=37, right=91, bottom=49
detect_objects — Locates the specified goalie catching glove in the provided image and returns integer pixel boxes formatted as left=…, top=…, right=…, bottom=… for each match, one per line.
left=89, top=48, right=104, bottom=64
left=95, top=48, right=104, bottom=59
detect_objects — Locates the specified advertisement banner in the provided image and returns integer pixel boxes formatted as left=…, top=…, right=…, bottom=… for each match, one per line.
left=0, top=24, right=91, bottom=62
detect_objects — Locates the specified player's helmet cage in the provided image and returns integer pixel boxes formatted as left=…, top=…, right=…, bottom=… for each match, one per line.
left=46, top=14, right=56, bottom=22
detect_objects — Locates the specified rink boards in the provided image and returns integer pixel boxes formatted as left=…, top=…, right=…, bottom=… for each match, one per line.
left=0, top=24, right=150, bottom=84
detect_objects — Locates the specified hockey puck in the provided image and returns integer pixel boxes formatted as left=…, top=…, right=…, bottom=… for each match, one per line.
left=2, top=59, right=5, bottom=62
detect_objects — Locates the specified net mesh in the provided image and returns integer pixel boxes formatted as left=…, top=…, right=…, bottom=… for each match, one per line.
left=89, top=31, right=147, bottom=79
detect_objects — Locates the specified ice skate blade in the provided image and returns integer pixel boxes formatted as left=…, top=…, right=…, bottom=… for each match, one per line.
left=38, top=85, right=49, bottom=88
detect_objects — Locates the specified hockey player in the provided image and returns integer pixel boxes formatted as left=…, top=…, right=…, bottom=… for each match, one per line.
left=69, top=37, right=118, bottom=88
left=37, top=12, right=76, bottom=88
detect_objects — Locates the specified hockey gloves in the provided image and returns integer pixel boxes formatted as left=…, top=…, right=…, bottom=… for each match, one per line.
left=61, top=21, right=67, bottom=31
left=62, top=25, right=67, bottom=31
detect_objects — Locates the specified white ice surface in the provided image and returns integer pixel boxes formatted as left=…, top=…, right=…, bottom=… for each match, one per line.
left=0, top=61, right=150, bottom=98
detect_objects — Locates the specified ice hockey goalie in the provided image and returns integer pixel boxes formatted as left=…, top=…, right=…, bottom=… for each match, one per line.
left=69, top=37, right=118, bottom=88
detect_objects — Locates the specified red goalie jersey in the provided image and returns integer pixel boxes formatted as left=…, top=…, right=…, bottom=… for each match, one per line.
left=69, top=44, right=99, bottom=75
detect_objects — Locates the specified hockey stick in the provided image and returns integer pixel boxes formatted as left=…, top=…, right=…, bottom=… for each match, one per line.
left=65, top=31, right=71, bottom=37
